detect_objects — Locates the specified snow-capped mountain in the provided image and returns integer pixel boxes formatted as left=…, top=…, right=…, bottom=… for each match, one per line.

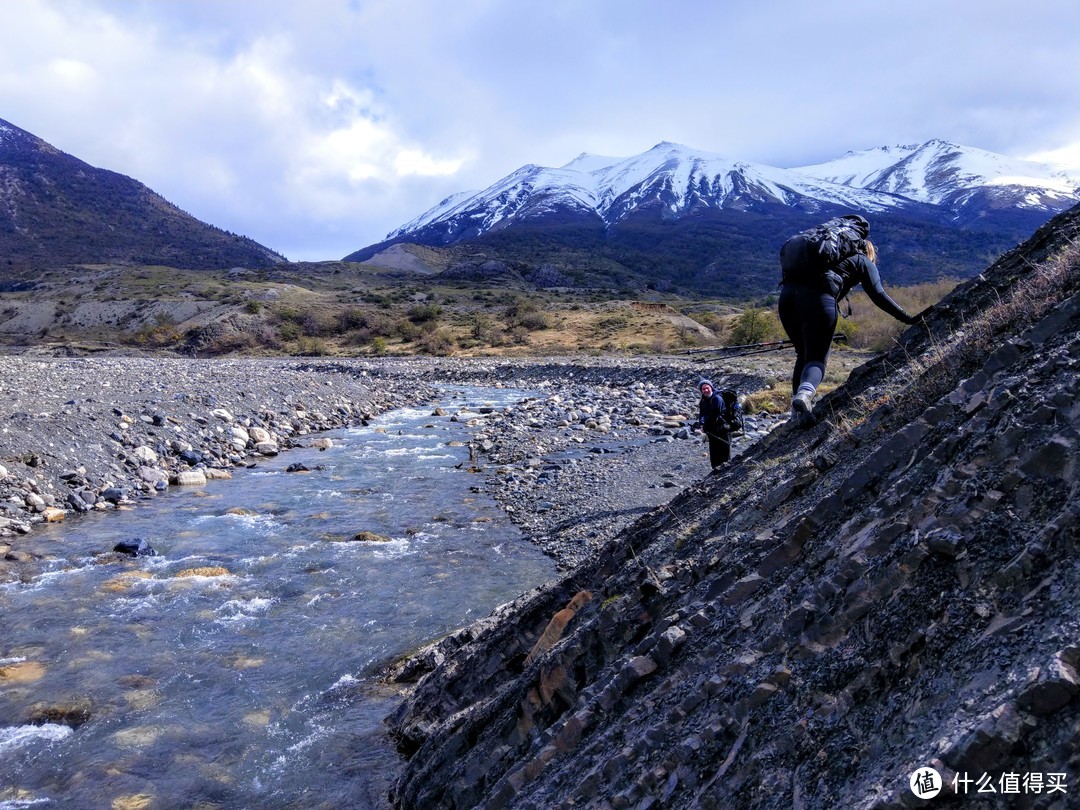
left=374, top=140, right=1079, bottom=251
left=384, top=142, right=917, bottom=244
left=794, top=139, right=1080, bottom=212
left=344, top=139, right=1079, bottom=296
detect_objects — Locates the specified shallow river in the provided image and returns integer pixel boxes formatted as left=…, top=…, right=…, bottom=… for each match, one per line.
left=0, top=387, right=555, bottom=809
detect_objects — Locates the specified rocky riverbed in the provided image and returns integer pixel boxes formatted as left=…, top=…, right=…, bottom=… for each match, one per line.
left=0, top=356, right=430, bottom=561
left=448, top=383, right=785, bottom=567
left=0, top=351, right=805, bottom=577
left=304, top=354, right=838, bottom=566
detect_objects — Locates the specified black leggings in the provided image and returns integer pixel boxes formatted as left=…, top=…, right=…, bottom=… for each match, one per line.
left=778, top=284, right=838, bottom=398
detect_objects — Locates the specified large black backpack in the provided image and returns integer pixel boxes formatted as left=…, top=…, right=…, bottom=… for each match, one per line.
left=779, top=214, right=869, bottom=284
left=718, top=389, right=744, bottom=433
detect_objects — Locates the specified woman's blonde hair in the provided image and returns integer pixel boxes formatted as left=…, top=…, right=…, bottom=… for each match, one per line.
left=860, top=239, right=878, bottom=263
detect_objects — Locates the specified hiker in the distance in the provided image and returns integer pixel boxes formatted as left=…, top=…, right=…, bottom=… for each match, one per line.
left=777, top=214, right=920, bottom=425
left=692, top=379, right=739, bottom=471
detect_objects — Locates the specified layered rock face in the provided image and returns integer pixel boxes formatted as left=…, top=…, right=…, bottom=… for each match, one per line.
left=386, top=206, right=1080, bottom=808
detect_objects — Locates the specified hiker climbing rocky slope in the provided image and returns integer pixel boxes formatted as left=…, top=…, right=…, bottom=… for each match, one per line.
left=385, top=205, right=1080, bottom=809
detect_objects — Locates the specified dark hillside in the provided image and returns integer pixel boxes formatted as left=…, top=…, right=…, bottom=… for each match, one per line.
left=0, top=117, right=284, bottom=274
left=355, top=205, right=1039, bottom=300
left=385, top=204, right=1080, bottom=808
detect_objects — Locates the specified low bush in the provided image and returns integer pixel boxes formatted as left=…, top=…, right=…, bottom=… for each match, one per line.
left=417, top=329, right=455, bottom=355
left=296, top=337, right=329, bottom=356
left=396, top=319, right=423, bottom=342
left=408, top=303, right=442, bottom=324
left=516, top=310, right=551, bottom=330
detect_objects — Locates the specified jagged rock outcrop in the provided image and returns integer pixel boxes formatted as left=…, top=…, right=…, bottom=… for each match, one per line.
left=385, top=206, right=1080, bottom=808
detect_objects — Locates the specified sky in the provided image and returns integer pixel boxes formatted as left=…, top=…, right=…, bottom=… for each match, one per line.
left=2, top=0, right=1079, bottom=262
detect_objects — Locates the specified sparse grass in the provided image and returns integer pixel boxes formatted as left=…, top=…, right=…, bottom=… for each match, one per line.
left=832, top=240, right=1079, bottom=436
left=742, top=388, right=790, bottom=415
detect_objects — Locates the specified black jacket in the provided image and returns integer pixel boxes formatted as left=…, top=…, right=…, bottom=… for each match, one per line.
left=697, top=393, right=735, bottom=434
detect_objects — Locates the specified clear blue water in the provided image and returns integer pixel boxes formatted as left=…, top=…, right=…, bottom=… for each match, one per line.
left=0, top=387, right=555, bottom=809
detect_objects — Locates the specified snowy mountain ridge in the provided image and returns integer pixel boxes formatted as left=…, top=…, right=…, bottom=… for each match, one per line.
left=795, top=139, right=1080, bottom=209
left=383, top=139, right=1080, bottom=244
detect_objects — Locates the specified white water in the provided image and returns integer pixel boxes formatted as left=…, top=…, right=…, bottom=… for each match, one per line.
left=0, top=387, right=555, bottom=808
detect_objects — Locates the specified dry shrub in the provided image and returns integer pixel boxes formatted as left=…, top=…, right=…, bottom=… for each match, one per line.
left=131, top=321, right=182, bottom=348
left=690, top=310, right=725, bottom=336
left=727, top=308, right=783, bottom=345
left=516, top=310, right=551, bottom=330
left=296, top=337, right=329, bottom=356
left=843, top=279, right=958, bottom=350
left=201, top=331, right=258, bottom=355
left=300, top=311, right=338, bottom=337
left=408, top=303, right=443, bottom=324
left=417, top=329, right=456, bottom=355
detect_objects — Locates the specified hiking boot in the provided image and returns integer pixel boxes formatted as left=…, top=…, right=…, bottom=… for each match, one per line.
left=791, top=391, right=813, bottom=416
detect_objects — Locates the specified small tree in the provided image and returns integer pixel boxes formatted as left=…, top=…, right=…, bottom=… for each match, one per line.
left=728, top=308, right=783, bottom=345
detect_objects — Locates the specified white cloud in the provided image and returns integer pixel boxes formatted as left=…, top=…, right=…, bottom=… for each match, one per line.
left=0, top=0, right=477, bottom=259
left=46, top=58, right=98, bottom=86
left=1, top=0, right=1078, bottom=260
left=305, top=119, right=394, bottom=182
left=393, top=149, right=466, bottom=177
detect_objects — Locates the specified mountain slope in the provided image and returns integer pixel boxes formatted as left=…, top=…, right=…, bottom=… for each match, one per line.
left=0, top=117, right=285, bottom=274
left=385, top=203, right=1080, bottom=808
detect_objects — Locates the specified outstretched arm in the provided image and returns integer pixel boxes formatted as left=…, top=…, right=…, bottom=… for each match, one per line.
left=857, top=256, right=917, bottom=324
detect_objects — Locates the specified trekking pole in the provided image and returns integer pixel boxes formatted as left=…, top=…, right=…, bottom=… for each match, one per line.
left=680, top=339, right=792, bottom=355
left=694, top=424, right=740, bottom=442
left=690, top=332, right=847, bottom=361
left=692, top=343, right=791, bottom=361
left=697, top=344, right=788, bottom=361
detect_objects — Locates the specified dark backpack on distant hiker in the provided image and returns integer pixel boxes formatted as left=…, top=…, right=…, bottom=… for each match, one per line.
left=779, top=214, right=870, bottom=285
left=718, top=389, right=743, bottom=432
